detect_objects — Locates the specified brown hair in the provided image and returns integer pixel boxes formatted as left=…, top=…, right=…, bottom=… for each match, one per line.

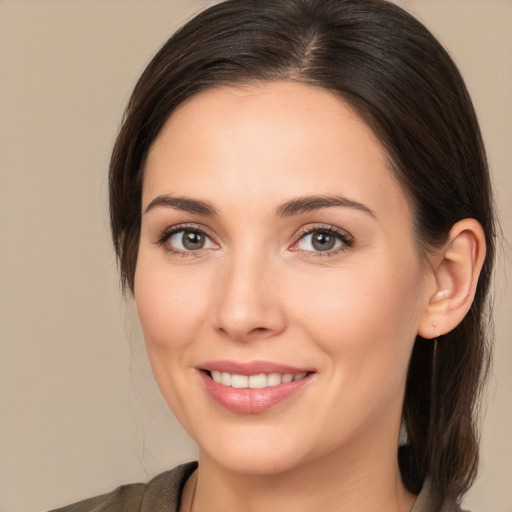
left=109, top=0, right=496, bottom=506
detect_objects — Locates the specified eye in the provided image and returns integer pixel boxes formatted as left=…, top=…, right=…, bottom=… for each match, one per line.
left=292, top=226, right=353, bottom=254
left=157, top=225, right=218, bottom=254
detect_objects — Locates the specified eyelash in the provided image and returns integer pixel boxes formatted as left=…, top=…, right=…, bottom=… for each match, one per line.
left=291, top=224, right=354, bottom=258
left=154, top=223, right=354, bottom=258
left=154, top=223, right=217, bottom=257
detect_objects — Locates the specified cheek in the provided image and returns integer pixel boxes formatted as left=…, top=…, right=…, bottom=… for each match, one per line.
left=295, top=259, right=421, bottom=329
left=133, top=257, right=213, bottom=428
left=289, top=254, right=423, bottom=380
left=134, top=257, right=211, bottom=354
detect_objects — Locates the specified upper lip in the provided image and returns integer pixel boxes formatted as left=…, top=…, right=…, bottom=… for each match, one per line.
left=198, top=360, right=314, bottom=375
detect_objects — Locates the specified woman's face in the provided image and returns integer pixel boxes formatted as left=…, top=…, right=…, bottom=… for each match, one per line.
left=136, top=82, right=432, bottom=474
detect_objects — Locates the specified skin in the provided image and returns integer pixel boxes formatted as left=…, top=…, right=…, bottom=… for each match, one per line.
left=135, top=81, right=444, bottom=512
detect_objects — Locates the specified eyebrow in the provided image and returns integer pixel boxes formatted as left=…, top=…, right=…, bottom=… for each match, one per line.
left=144, top=195, right=219, bottom=216
left=275, top=195, right=376, bottom=218
left=143, top=193, right=375, bottom=219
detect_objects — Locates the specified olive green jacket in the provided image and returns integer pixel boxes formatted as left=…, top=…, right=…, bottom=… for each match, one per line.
left=49, top=462, right=463, bottom=512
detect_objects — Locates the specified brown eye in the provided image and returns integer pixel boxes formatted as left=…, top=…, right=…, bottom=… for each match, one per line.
left=294, top=227, right=352, bottom=254
left=311, top=230, right=336, bottom=251
left=166, top=228, right=217, bottom=252
left=182, top=230, right=205, bottom=250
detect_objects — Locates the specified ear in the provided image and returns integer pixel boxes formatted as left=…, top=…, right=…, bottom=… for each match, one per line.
left=417, top=219, right=486, bottom=339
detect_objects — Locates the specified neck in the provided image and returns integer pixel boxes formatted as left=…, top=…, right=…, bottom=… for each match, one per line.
left=191, top=435, right=416, bottom=512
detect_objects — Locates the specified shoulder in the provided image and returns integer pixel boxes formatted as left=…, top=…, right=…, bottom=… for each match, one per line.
left=48, top=462, right=198, bottom=512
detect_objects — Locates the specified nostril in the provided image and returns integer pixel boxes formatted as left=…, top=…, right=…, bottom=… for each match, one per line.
left=251, top=327, right=269, bottom=333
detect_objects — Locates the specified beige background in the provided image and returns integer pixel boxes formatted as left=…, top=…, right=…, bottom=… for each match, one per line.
left=0, top=1, right=510, bottom=511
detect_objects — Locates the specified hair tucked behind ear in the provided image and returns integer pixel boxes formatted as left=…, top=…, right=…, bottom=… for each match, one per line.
left=109, top=0, right=496, bottom=506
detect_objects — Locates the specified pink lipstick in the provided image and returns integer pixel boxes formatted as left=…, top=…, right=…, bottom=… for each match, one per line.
left=197, top=360, right=315, bottom=414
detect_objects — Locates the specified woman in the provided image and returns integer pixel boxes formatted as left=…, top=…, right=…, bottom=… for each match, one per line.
left=52, top=0, right=495, bottom=510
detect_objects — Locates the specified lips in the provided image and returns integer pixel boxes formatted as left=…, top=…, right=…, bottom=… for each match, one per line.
left=197, top=360, right=315, bottom=414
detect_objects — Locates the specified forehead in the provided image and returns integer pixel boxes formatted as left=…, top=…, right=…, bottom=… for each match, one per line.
left=143, top=81, right=410, bottom=222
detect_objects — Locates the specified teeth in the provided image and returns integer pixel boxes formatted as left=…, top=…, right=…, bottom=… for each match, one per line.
left=221, top=372, right=232, bottom=386
left=266, top=373, right=281, bottom=387
left=248, top=374, right=267, bottom=389
left=231, top=374, right=248, bottom=388
left=209, top=371, right=308, bottom=388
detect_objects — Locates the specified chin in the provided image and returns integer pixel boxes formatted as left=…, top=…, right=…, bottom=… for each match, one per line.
left=201, top=444, right=308, bottom=476
left=193, top=418, right=335, bottom=477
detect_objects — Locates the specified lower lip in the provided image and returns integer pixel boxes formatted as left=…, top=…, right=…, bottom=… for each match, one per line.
left=198, top=371, right=315, bottom=414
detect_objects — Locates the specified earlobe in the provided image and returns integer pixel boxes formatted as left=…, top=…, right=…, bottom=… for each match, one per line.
left=418, top=219, right=486, bottom=339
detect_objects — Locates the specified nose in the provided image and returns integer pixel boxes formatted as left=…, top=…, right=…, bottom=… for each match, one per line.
left=211, top=249, right=286, bottom=341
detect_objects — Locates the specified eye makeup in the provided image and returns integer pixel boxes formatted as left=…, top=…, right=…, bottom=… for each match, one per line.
left=154, top=223, right=219, bottom=256
left=153, top=220, right=354, bottom=259
left=290, top=223, right=354, bottom=258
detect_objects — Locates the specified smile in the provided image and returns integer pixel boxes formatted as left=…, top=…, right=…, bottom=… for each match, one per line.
left=198, top=362, right=315, bottom=413
left=210, top=371, right=308, bottom=389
